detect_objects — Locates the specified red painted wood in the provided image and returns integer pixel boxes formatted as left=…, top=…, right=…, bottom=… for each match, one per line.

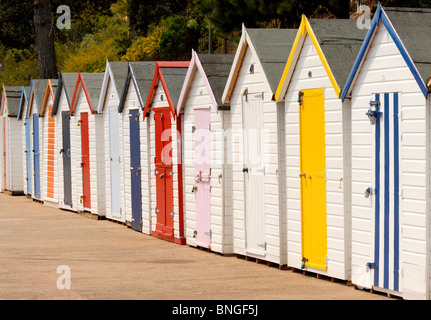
left=80, top=112, right=91, bottom=209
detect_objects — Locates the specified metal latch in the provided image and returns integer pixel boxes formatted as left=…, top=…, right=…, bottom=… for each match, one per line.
left=366, top=262, right=377, bottom=270
left=191, top=186, right=197, bottom=193
left=366, top=100, right=381, bottom=125
left=204, top=230, right=212, bottom=238
left=365, top=187, right=373, bottom=198
left=301, top=257, right=308, bottom=269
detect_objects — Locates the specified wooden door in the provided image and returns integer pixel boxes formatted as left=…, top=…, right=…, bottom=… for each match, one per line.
left=25, top=118, right=32, bottom=195
left=242, top=95, right=266, bottom=255
left=61, top=111, right=72, bottom=207
left=299, top=88, right=327, bottom=271
left=193, top=106, right=211, bottom=248
left=369, top=92, right=401, bottom=293
left=129, top=109, right=142, bottom=231
left=33, top=113, right=41, bottom=199
left=154, top=108, right=174, bottom=238
left=109, top=106, right=121, bottom=218
left=47, top=105, right=55, bottom=198
left=80, top=112, right=91, bottom=209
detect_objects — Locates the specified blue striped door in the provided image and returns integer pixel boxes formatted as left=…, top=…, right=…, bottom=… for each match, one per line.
left=129, top=109, right=142, bottom=231
left=25, top=118, right=32, bottom=195
left=33, top=113, right=40, bottom=199
left=372, top=92, right=400, bottom=293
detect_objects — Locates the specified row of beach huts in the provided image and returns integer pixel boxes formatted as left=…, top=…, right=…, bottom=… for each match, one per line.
left=1, top=4, right=431, bottom=299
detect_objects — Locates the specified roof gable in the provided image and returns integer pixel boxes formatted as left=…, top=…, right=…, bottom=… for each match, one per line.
left=97, top=60, right=129, bottom=113
left=222, top=25, right=297, bottom=103
left=52, top=71, right=79, bottom=117
left=275, top=16, right=366, bottom=101
left=118, top=61, right=156, bottom=112
left=1, top=85, right=22, bottom=117
left=177, top=50, right=234, bottom=116
left=40, top=79, right=58, bottom=116
left=143, top=61, right=190, bottom=118
left=17, top=85, right=30, bottom=120
left=70, top=72, right=104, bottom=115
left=341, top=4, right=431, bottom=100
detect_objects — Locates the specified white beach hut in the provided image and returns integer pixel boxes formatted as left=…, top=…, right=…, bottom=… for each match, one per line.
left=176, top=51, right=234, bottom=254
left=221, top=26, right=297, bottom=266
left=117, top=61, right=155, bottom=233
left=274, top=17, right=367, bottom=280
left=341, top=5, right=431, bottom=299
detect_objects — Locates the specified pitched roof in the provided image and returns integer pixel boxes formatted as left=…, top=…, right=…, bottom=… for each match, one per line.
left=118, top=61, right=155, bottom=112
left=384, top=7, right=431, bottom=85
left=222, top=26, right=297, bottom=103
left=308, top=18, right=368, bottom=88
left=247, top=28, right=298, bottom=94
left=71, top=72, right=104, bottom=115
left=2, top=86, right=22, bottom=117
left=52, top=71, right=79, bottom=116
left=341, top=4, right=431, bottom=100
left=32, top=79, right=49, bottom=114
left=198, top=53, right=234, bottom=107
left=97, top=61, right=129, bottom=113
left=40, top=79, right=58, bottom=116
left=109, top=61, right=129, bottom=97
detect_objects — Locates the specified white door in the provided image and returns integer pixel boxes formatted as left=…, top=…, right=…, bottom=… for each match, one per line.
left=109, top=106, right=121, bottom=218
left=242, top=95, right=266, bottom=255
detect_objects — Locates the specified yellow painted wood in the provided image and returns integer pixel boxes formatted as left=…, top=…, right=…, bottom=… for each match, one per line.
left=275, top=15, right=341, bottom=102
left=299, top=88, right=327, bottom=271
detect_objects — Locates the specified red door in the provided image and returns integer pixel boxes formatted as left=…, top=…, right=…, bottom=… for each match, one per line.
left=154, top=108, right=174, bottom=238
left=80, top=112, right=91, bottom=209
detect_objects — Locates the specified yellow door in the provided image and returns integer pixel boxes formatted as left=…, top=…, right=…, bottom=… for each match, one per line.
left=299, top=88, right=327, bottom=271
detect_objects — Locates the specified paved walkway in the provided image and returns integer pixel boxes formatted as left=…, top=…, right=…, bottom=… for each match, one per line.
left=0, top=193, right=389, bottom=301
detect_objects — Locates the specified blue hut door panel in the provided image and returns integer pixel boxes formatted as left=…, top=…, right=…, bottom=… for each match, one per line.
left=129, top=109, right=142, bottom=231
left=109, top=106, right=121, bottom=218
left=33, top=113, right=40, bottom=199
left=25, top=118, right=32, bottom=195
left=370, top=92, right=401, bottom=293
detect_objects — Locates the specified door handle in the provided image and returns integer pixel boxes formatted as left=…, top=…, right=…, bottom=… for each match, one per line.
left=299, top=172, right=306, bottom=178
left=243, top=168, right=248, bottom=173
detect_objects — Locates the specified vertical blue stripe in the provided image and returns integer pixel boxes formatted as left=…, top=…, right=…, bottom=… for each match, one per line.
left=393, top=92, right=400, bottom=292
left=374, top=93, right=380, bottom=287
left=383, top=93, right=390, bottom=289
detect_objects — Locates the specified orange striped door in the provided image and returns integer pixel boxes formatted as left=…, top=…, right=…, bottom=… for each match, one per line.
left=47, top=105, right=55, bottom=198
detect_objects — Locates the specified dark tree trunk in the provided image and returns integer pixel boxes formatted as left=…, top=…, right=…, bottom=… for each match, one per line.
left=33, top=0, right=58, bottom=79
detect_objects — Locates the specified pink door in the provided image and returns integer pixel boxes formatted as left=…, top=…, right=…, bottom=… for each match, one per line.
left=193, top=106, right=211, bottom=248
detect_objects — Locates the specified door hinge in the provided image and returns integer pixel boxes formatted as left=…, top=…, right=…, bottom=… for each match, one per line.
left=257, top=242, right=267, bottom=250
left=204, top=230, right=212, bottom=238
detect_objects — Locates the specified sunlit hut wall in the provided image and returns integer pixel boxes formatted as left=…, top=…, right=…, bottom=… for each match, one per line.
left=96, top=60, right=129, bottom=224
left=0, top=85, right=24, bottom=194
left=275, top=16, right=367, bottom=281
left=341, top=5, right=431, bottom=300
left=117, top=61, right=155, bottom=234
left=143, top=61, right=189, bottom=244
left=40, top=79, right=59, bottom=207
left=221, top=25, right=297, bottom=267
left=16, top=85, right=30, bottom=196
left=51, top=72, right=79, bottom=211
left=177, top=51, right=234, bottom=254
left=69, top=72, right=105, bottom=217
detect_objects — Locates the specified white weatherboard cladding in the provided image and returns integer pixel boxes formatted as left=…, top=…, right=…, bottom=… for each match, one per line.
left=120, top=82, right=151, bottom=233
left=70, top=90, right=103, bottom=216
left=55, top=87, right=71, bottom=210
left=42, top=93, right=58, bottom=205
left=5, top=116, right=23, bottom=192
left=182, top=69, right=233, bottom=254
left=283, top=34, right=350, bottom=280
left=149, top=82, right=181, bottom=239
left=350, top=24, right=428, bottom=300
left=229, top=45, right=285, bottom=265
left=102, top=80, right=124, bottom=222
